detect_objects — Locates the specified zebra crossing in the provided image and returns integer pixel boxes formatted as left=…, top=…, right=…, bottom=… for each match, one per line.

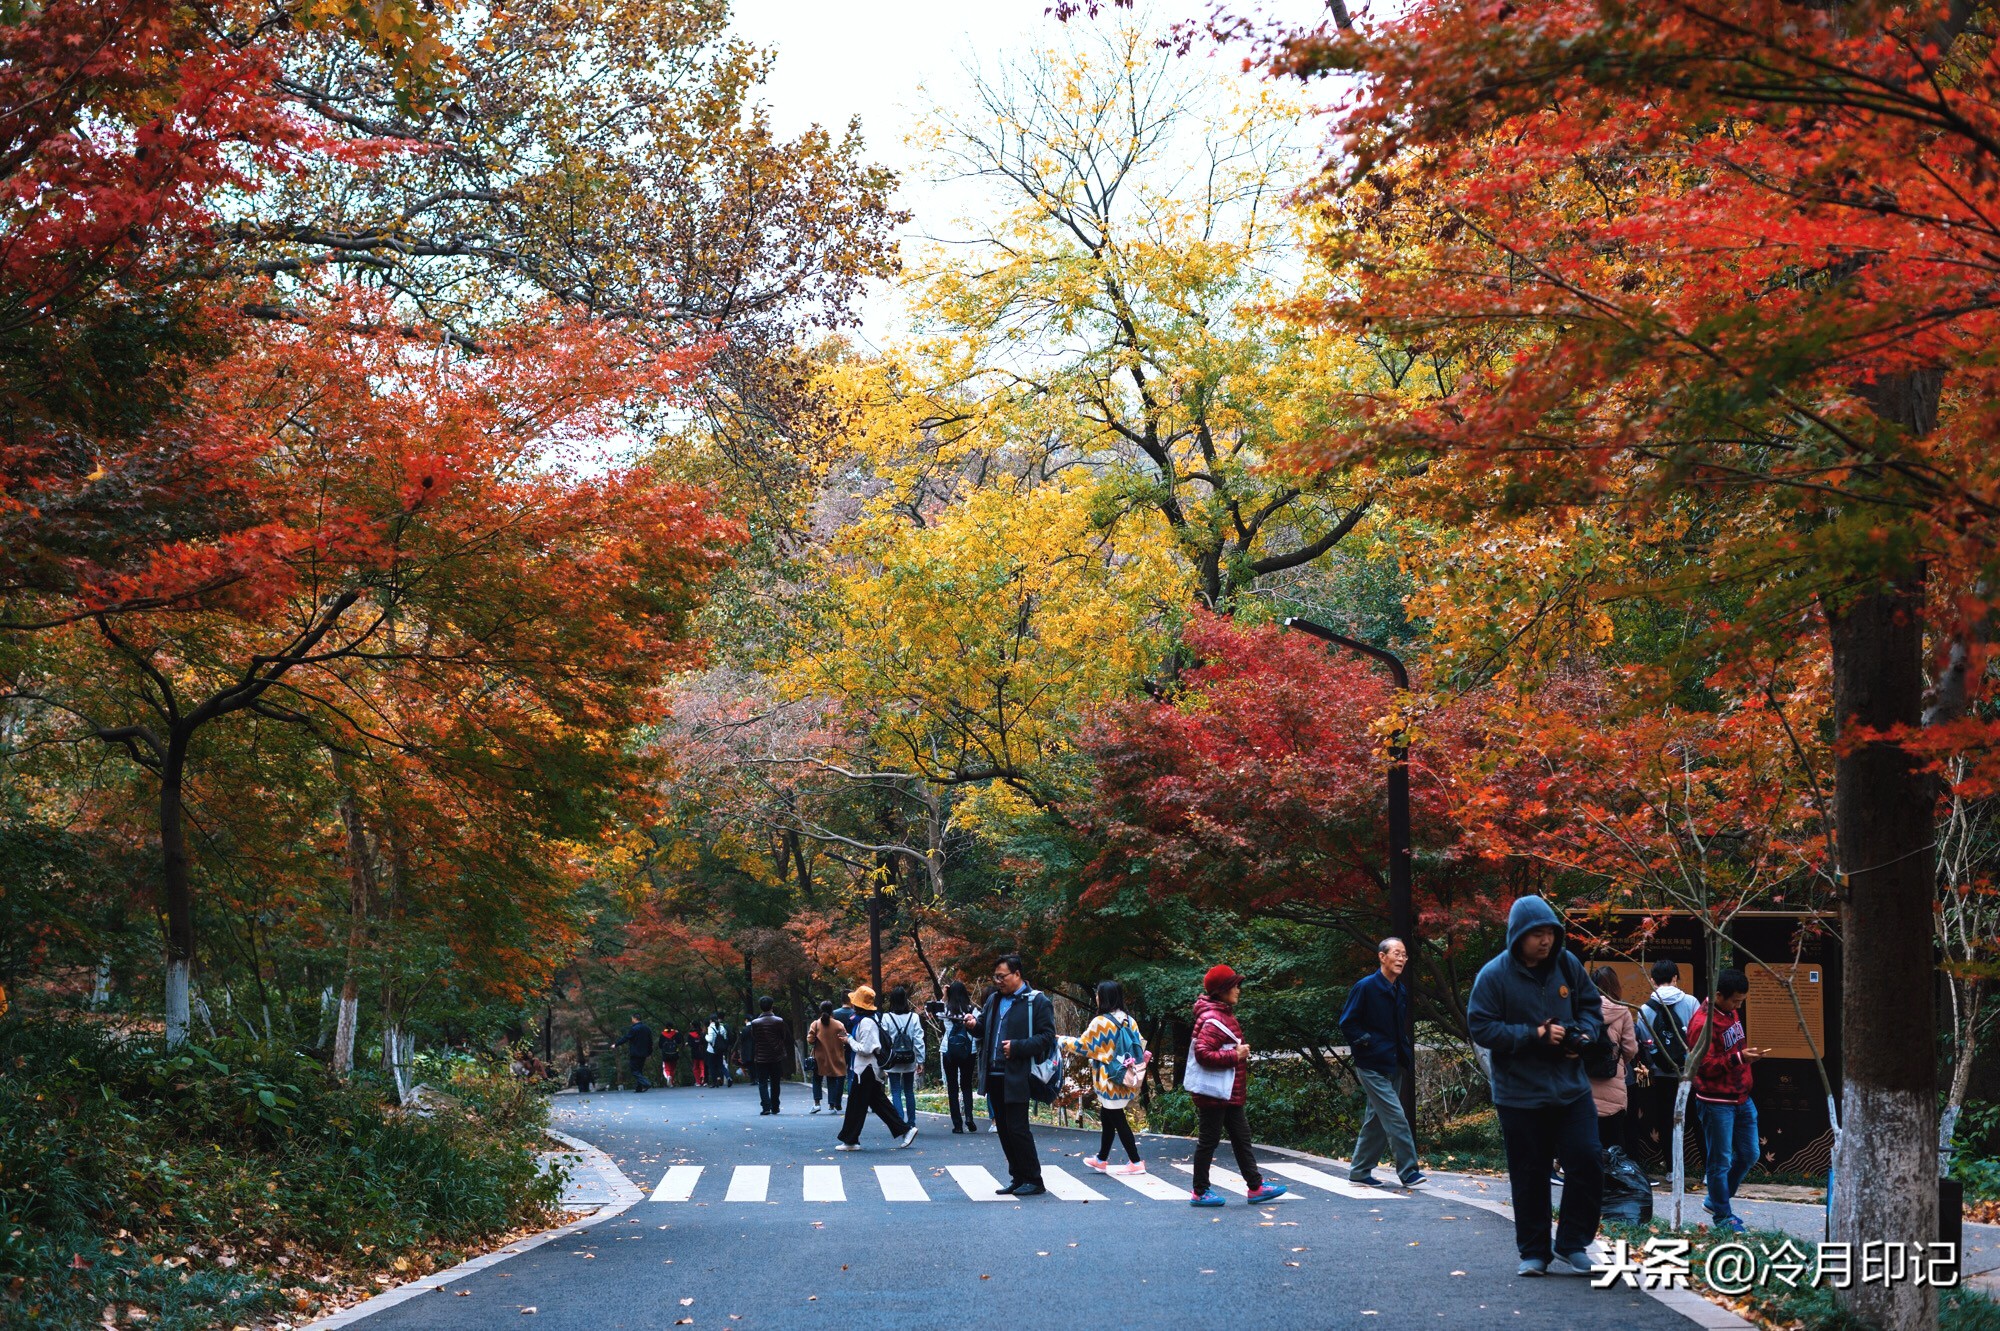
left=644, top=1158, right=1417, bottom=1205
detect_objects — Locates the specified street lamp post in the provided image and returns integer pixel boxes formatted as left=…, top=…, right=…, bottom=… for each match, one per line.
left=1282, top=616, right=1419, bottom=1130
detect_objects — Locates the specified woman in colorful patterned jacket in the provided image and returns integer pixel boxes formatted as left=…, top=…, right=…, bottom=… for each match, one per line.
left=1059, top=980, right=1151, bottom=1175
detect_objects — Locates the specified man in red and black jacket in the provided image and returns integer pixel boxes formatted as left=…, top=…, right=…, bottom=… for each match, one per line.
left=1684, top=968, right=1762, bottom=1232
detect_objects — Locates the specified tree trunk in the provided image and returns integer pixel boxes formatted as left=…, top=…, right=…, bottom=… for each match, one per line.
left=1828, top=575, right=1938, bottom=1331
left=160, top=737, right=194, bottom=1047
left=331, top=781, right=373, bottom=1079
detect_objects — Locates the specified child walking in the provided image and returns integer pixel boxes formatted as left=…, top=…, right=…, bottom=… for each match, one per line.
left=1060, top=980, right=1151, bottom=1174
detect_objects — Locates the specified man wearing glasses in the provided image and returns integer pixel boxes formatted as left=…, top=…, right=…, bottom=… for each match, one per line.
left=965, top=954, right=1056, bottom=1195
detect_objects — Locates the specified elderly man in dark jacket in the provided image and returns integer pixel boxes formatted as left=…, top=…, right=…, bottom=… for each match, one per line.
left=611, top=1016, right=654, bottom=1093
left=1340, top=937, right=1423, bottom=1188
left=746, top=996, right=791, bottom=1115
left=1468, top=896, right=1606, bottom=1279
left=968, top=953, right=1056, bottom=1195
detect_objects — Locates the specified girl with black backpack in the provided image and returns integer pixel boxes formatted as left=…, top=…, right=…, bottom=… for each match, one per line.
left=939, top=980, right=981, bottom=1132
left=880, top=985, right=927, bottom=1126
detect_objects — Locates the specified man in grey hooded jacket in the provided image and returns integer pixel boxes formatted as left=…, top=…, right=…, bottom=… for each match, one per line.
left=1467, top=896, right=1607, bottom=1279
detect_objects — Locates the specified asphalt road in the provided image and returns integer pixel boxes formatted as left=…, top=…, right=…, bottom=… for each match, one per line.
left=356, top=1083, right=1707, bottom=1331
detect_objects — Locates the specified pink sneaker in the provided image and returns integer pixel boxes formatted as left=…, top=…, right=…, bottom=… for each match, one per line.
left=1113, top=1162, right=1147, bottom=1176
left=1084, top=1156, right=1110, bottom=1172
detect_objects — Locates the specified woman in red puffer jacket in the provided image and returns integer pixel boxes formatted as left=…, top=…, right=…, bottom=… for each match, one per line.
left=1186, top=964, right=1288, bottom=1207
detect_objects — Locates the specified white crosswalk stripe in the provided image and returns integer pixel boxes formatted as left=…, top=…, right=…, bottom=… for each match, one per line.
left=945, top=1163, right=1009, bottom=1200
left=1171, top=1161, right=1300, bottom=1200
left=1098, top=1165, right=1187, bottom=1200
left=803, top=1165, right=844, bottom=1202
left=874, top=1165, right=930, bottom=1201
left=724, top=1164, right=770, bottom=1202
left=1039, top=1164, right=1108, bottom=1202
left=651, top=1165, right=703, bottom=1202
left=1262, top=1160, right=1410, bottom=1200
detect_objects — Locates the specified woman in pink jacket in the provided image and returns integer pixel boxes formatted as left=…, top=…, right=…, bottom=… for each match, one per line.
left=1589, top=966, right=1643, bottom=1154
left=1186, top=964, right=1289, bottom=1207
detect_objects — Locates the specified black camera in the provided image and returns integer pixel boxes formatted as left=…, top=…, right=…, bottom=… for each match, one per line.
left=1558, top=1026, right=1593, bottom=1054
left=923, top=999, right=946, bottom=1017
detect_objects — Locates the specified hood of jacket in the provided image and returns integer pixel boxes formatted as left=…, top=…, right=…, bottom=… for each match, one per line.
left=1505, top=895, right=1565, bottom=959
left=1653, top=983, right=1690, bottom=1006
left=1192, top=992, right=1240, bottom=1030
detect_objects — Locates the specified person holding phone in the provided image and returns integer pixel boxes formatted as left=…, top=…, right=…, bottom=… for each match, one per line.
left=1685, top=968, right=1763, bottom=1233
left=939, top=980, right=982, bottom=1132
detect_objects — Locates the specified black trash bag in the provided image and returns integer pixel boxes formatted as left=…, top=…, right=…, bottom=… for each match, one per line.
left=1600, top=1146, right=1655, bottom=1225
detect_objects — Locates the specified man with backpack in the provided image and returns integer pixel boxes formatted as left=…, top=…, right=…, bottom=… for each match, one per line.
left=1339, top=936, right=1424, bottom=1189
left=746, top=996, right=792, bottom=1115
left=967, top=954, right=1058, bottom=1196
left=1639, top=960, right=1699, bottom=1169
left=1466, top=896, right=1608, bottom=1279
left=705, top=1013, right=733, bottom=1088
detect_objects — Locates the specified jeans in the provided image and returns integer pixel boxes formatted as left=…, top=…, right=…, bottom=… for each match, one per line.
left=1098, top=1106, right=1140, bottom=1163
left=1350, top=1065, right=1420, bottom=1183
left=812, top=1071, right=846, bottom=1110
left=627, top=1054, right=651, bottom=1092
left=1696, top=1098, right=1759, bottom=1223
left=838, top=1066, right=909, bottom=1145
left=754, top=1062, right=783, bottom=1113
left=1495, top=1094, right=1604, bottom=1261
left=943, top=1055, right=978, bottom=1129
left=1193, top=1102, right=1263, bottom=1195
left=886, top=1071, right=917, bottom=1124
left=986, top=1077, right=1043, bottom=1185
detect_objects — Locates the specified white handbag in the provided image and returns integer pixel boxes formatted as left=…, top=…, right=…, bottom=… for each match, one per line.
left=1181, top=1016, right=1240, bottom=1099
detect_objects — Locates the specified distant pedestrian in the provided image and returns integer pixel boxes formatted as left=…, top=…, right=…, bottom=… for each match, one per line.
left=1589, top=967, right=1643, bottom=1155
left=939, top=980, right=981, bottom=1133
left=705, top=1013, right=733, bottom=1087
left=833, top=986, right=919, bottom=1152
left=747, top=995, right=791, bottom=1114
left=659, top=1023, right=681, bottom=1088
left=1686, top=968, right=1762, bottom=1233
left=1184, top=964, right=1288, bottom=1207
left=878, top=985, right=926, bottom=1125
left=808, top=1001, right=848, bottom=1114
left=1060, top=979, right=1150, bottom=1174
left=1466, top=896, right=1606, bottom=1278
left=968, top=954, right=1058, bottom=1195
left=571, top=1052, right=595, bottom=1094
left=1339, top=937, right=1424, bottom=1189
left=611, top=1015, right=655, bottom=1093
left=688, top=1019, right=708, bottom=1086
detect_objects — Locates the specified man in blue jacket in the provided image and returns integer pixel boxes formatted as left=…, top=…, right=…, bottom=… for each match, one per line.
left=1467, top=896, right=1607, bottom=1279
left=1340, top=937, right=1424, bottom=1188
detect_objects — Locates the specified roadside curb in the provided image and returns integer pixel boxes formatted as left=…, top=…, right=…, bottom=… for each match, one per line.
left=915, top=1107, right=1753, bottom=1329
left=300, top=1129, right=643, bottom=1329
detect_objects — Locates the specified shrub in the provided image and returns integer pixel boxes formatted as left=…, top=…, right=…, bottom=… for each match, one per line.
left=0, top=1017, right=557, bottom=1331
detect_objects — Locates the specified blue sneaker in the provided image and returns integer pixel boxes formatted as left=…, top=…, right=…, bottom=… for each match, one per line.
left=1190, top=1190, right=1226, bottom=1207
left=1245, top=1183, right=1289, bottom=1204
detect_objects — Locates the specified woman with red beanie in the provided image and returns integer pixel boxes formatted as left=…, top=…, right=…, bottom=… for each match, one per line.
left=1186, top=964, right=1289, bottom=1206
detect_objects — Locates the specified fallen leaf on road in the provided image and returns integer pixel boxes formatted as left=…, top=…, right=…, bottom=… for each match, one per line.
left=1285, top=1262, right=1301, bottom=1268
left=679, top=1298, right=693, bottom=1306
left=1291, top=1247, right=1306, bottom=1253
left=1408, top=1241, right=1419, bottom=1247
left=980, top=1275, right=990, bottom=1280
left=1036, top=1252, right=1049, bottom=1257
left=520, top=1308, right=536, bottom=1315
left=1450, top=1271, right=1467, bottom=1277
left=1200, top=1269, right=1215, bottom=1275
left=457, top=1291, right=471, bottom=1297
left=1362, top=1312, right=1378, bottom=1317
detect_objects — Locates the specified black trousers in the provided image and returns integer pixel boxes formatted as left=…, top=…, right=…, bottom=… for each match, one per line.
left=754, top=1061, right=783, bottom=1112
left=1193, top=1102, right=1261, bottom=1194
left=707, top=1050, right=729, bottom=1086
left=837, top=1066, right=908, bottom=1145
left=1098, top=1106, right=1141, bottom=1163
left=986, top=1076, right=1042, bottom=1185
left=627, top=1053, right=651, bottom=1091
left=943, top=1055, right=978, bottom=1129
left=1497, top=1094, right=1604, bottom=1261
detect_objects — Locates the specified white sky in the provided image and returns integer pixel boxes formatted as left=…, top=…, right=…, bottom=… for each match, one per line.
left=726, top=0, right=1332, bottom=343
